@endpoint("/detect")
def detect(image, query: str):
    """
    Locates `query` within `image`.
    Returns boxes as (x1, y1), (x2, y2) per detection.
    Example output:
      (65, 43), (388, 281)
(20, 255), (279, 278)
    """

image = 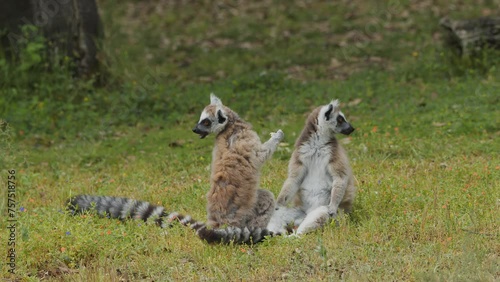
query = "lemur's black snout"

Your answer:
(341, 125), (355, 135)
(193, 125), (209, 139)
